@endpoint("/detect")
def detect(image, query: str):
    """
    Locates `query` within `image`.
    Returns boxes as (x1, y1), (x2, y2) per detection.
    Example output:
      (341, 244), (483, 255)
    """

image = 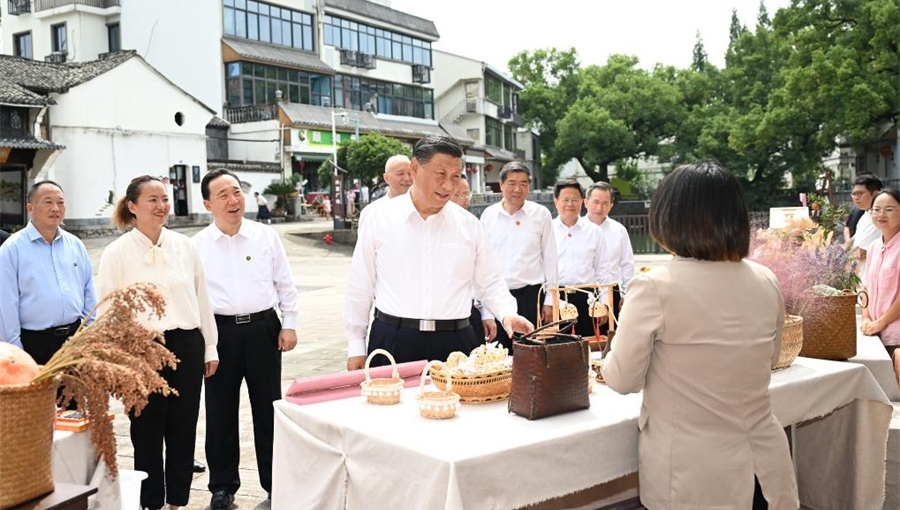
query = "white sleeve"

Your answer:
(472, 223), (517, 323)
(619, 226), (635, 295)
(541, 211), (559, 305)
(343, 222), (377, 358)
